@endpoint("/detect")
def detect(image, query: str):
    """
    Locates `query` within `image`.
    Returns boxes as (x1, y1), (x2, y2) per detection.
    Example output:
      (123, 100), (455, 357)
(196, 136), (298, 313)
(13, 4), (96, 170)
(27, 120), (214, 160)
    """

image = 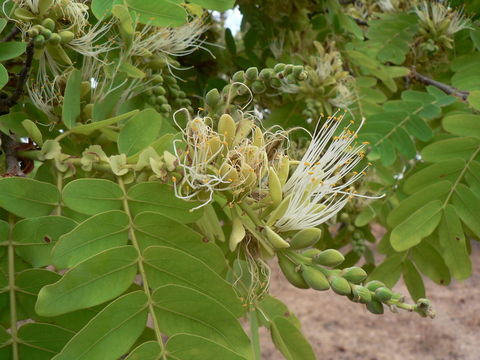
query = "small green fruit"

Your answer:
(41, 28), (52, 40)
(152, 74), (164, 84)
(259, 68), (274, 80)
